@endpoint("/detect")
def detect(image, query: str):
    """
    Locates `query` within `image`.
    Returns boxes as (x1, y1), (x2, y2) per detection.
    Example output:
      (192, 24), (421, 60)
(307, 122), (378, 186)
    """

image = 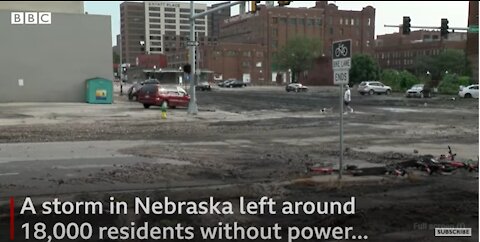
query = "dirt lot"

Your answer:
(0, 86), (478, 241)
